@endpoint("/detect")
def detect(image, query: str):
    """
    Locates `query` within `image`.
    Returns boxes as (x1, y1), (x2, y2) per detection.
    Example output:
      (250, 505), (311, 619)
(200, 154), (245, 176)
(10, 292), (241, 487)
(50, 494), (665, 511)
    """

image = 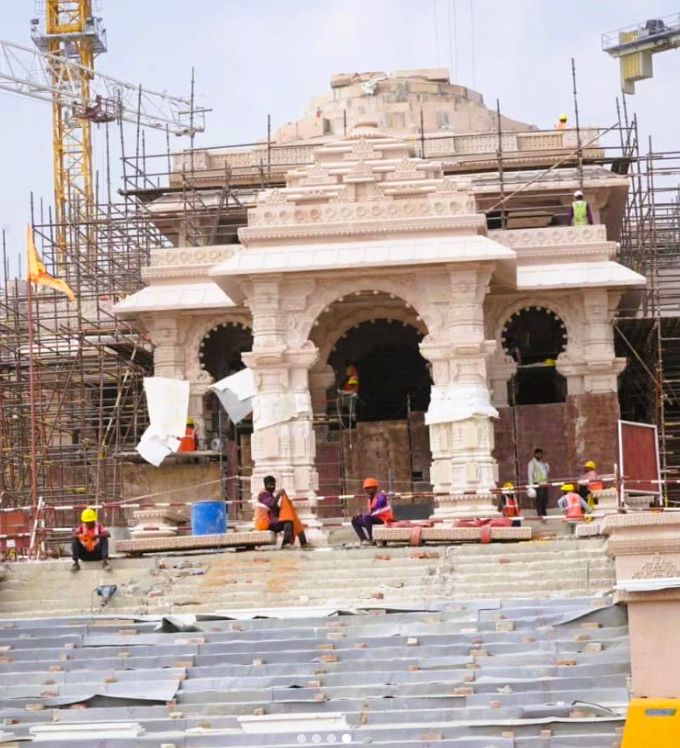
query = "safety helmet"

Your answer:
(584, 460), (596, 470)
(186, 417), (195, 426)
(363, 477), (379, 489)
(559, 114), (568, 122)
(561, 483), (575, 492)
(526, 487), (537, 500)
(543, 358), (556, 366)
(502, 481), (515, 491)
(574, 190), (584, 199)
(81, 507), (97, 523)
